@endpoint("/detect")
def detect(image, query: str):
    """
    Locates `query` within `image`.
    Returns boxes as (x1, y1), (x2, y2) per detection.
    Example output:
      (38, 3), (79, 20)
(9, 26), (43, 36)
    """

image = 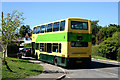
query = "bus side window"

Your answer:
(53, 22), (59, 31)
(40, 43), (44, 52)
(59, 43), (61, 53)
(36, 26), (40, 34)
(41, 25), (45, 33)
(45, 25), (47, 32)
(36, 43), (39, 50)
(44, 43), (46, 52)
(33, 27), (37, 34)
(47, 24), (53, 32)
(47, 43), (52, 53)
(60, 21), (65, 31)
(53, 43), (58, 52)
